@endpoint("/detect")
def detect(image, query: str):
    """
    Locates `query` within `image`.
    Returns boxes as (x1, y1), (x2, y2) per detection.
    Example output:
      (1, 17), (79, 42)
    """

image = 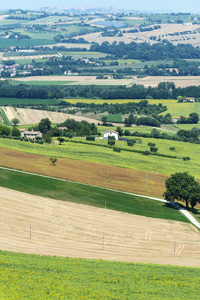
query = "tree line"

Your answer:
(1, 81), (200, 100)
(90, 41), (200, 61)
